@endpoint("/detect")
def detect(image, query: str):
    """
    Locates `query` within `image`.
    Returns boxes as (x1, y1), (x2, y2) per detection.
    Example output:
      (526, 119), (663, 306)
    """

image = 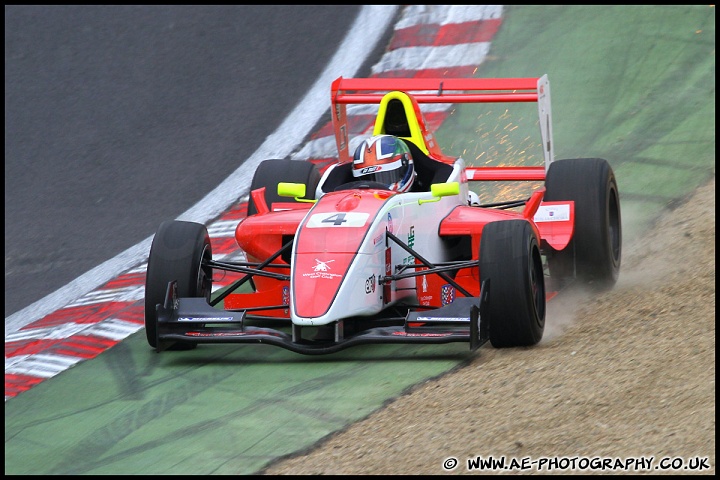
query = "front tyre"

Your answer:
(481, 220), (545, 348)
(544, 158), (622, 290)
(144, 220), (212, 349)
